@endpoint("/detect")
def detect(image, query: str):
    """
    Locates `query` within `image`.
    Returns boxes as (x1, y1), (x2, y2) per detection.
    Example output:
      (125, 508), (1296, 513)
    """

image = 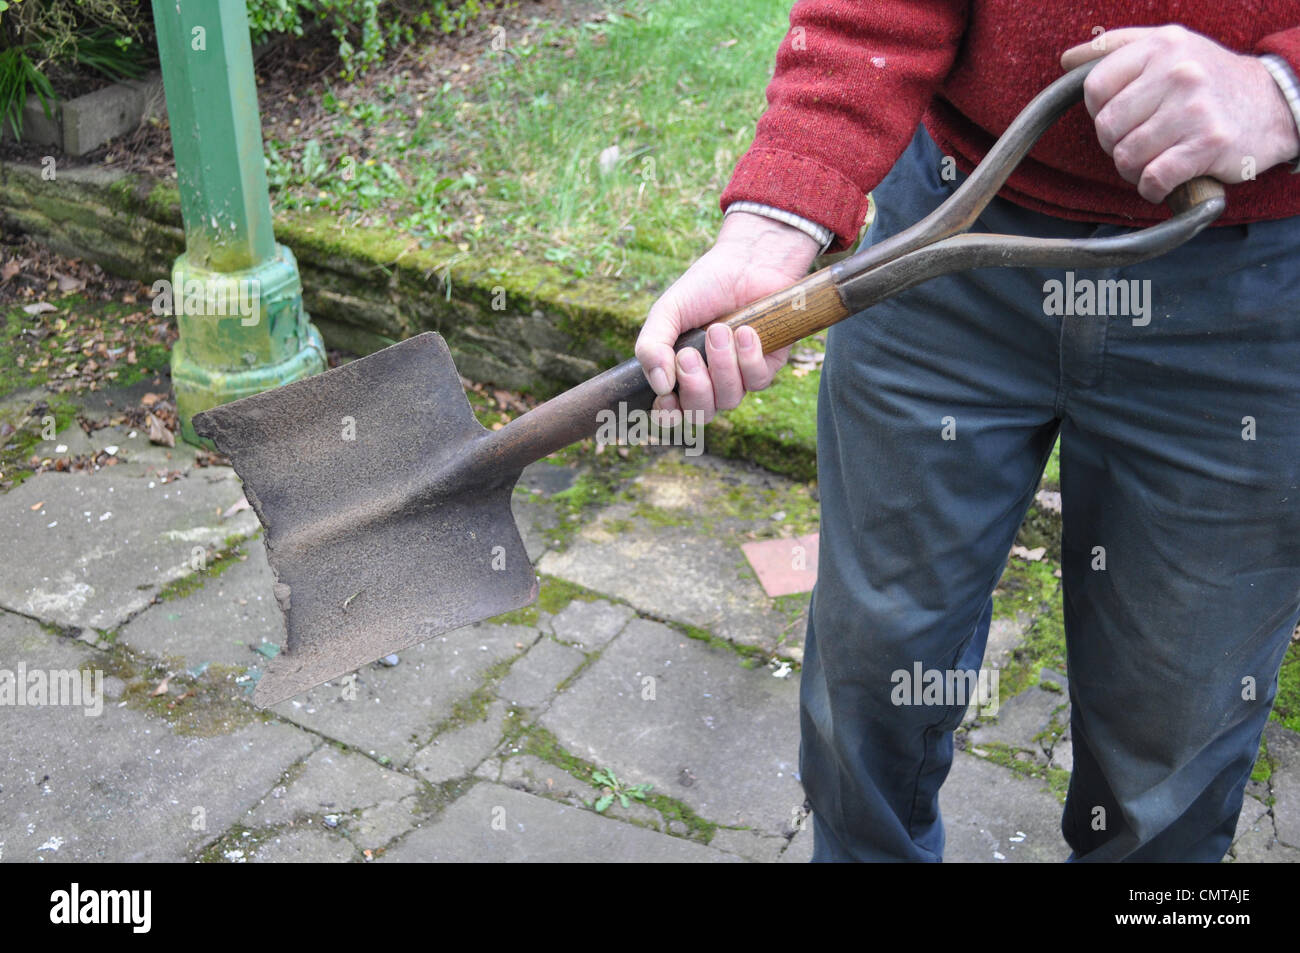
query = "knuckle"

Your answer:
(1169, 59), (1208, 89)
(1156, 24), (1189, 46)
(1094, 115), (1119, 151)
(1201, 123), (1232, 151)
